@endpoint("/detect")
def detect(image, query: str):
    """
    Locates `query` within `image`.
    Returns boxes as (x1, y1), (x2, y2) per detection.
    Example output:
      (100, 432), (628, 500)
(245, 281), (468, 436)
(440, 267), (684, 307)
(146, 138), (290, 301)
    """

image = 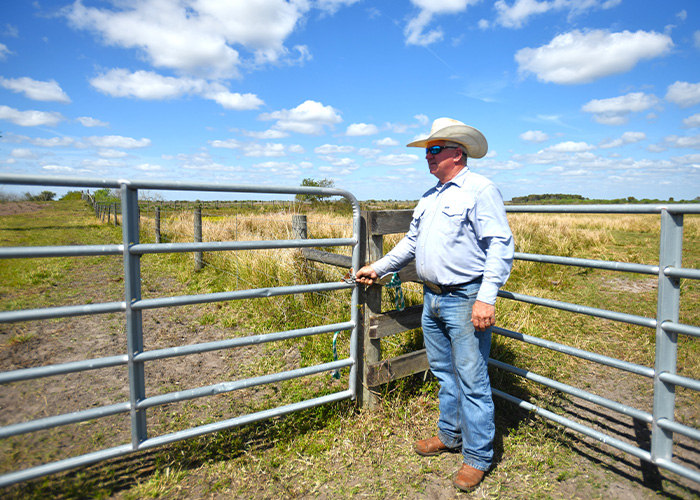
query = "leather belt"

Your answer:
(424, 276), (482, 295)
